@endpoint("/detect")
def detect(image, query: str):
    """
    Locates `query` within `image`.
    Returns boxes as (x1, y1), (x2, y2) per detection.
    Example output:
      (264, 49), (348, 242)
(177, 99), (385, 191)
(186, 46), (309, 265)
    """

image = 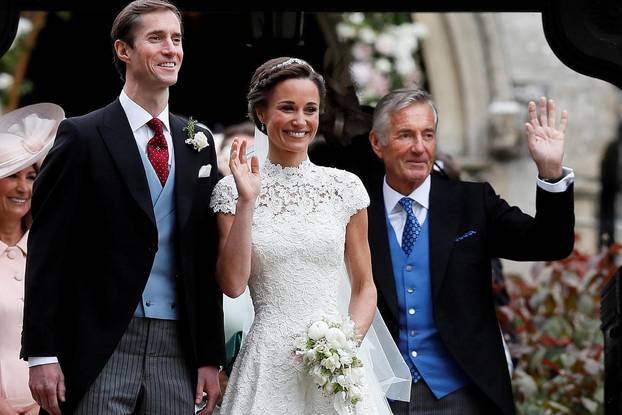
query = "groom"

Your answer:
(21, 1), (225, 414)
